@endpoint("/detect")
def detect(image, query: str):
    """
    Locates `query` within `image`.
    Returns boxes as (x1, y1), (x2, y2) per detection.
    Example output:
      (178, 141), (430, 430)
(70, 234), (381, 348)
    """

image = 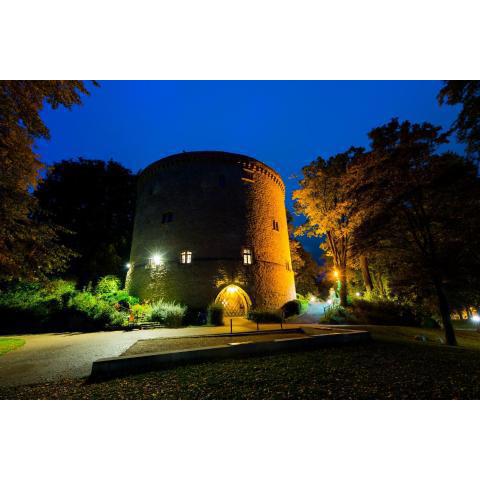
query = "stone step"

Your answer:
(137, 322), (164, 329)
